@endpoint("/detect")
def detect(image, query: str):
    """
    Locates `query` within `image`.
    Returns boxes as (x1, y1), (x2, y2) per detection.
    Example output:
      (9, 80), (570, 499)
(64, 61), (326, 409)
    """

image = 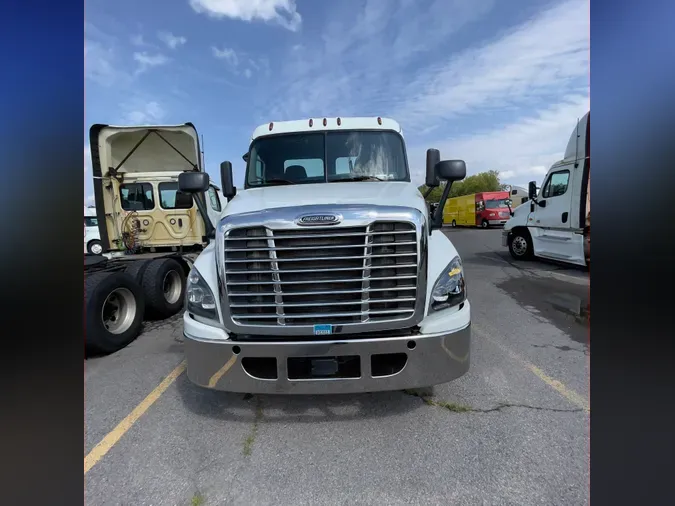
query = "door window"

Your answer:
(542, 170), (570, 198)
(207, 185), (221, 212)
(120, 183), (154, 211)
